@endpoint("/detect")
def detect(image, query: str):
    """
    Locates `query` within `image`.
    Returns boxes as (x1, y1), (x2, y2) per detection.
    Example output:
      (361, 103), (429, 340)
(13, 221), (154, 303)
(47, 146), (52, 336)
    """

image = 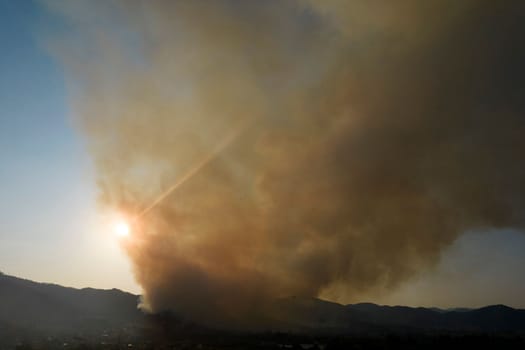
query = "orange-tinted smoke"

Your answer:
(47, 0), (525, 328)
